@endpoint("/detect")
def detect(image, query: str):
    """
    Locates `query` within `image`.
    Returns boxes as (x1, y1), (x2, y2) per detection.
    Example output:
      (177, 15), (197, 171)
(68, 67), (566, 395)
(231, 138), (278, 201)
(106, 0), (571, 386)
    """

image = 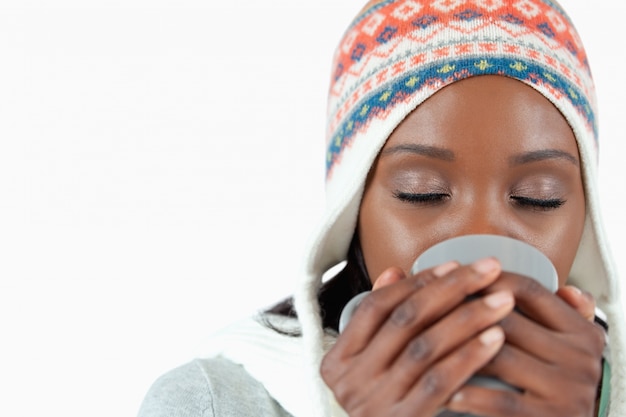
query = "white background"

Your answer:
(0, 1), (624, 416)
